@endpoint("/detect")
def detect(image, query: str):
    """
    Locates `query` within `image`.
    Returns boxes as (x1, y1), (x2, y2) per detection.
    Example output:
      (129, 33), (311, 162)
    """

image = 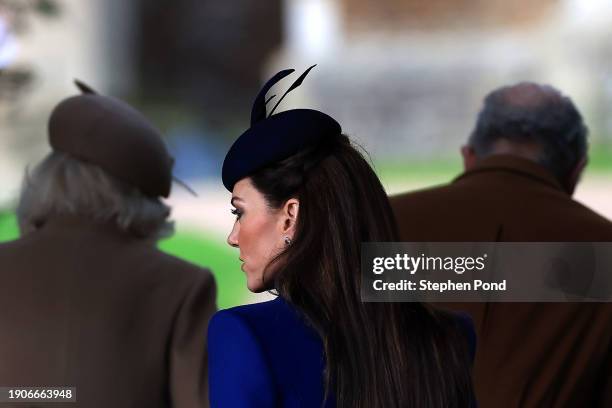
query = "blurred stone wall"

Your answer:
(342, 0), (558, 31)
(271, 0), (612, 160)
